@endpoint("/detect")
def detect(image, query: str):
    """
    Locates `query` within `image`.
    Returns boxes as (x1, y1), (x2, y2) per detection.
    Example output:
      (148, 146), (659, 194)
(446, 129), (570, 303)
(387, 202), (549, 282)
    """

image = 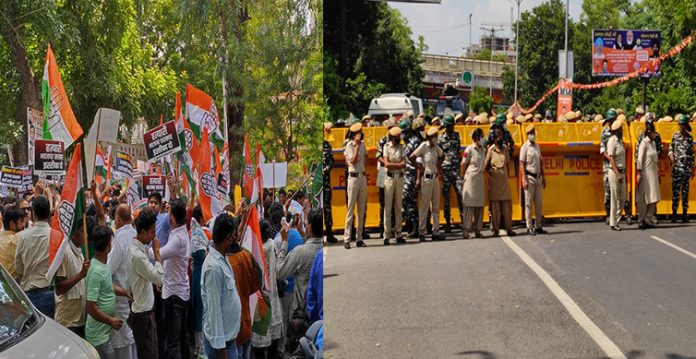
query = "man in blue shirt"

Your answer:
(202, 212), (242, 359)
(306, 250), (323, 324)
